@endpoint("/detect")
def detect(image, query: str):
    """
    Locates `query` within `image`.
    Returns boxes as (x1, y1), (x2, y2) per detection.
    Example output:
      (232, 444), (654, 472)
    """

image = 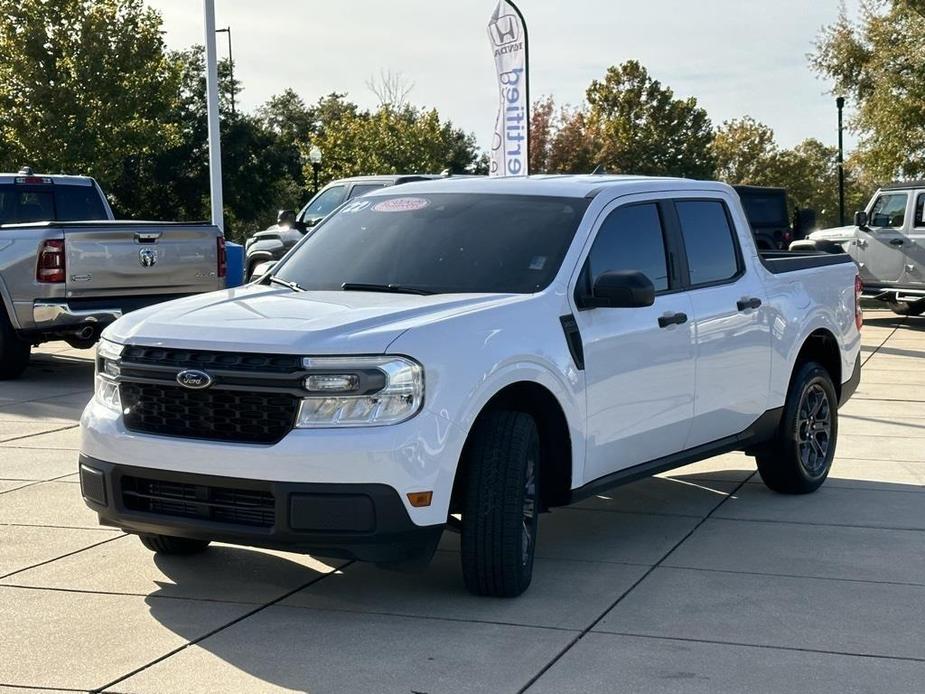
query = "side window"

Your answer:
(302, 185), (347, 218)
(676, 200), (740, 286)
(587, 203), (669, 292)
(869, 193), (908, 228)
(914, 193), (925, 228)
(348, 184), (385, 199)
